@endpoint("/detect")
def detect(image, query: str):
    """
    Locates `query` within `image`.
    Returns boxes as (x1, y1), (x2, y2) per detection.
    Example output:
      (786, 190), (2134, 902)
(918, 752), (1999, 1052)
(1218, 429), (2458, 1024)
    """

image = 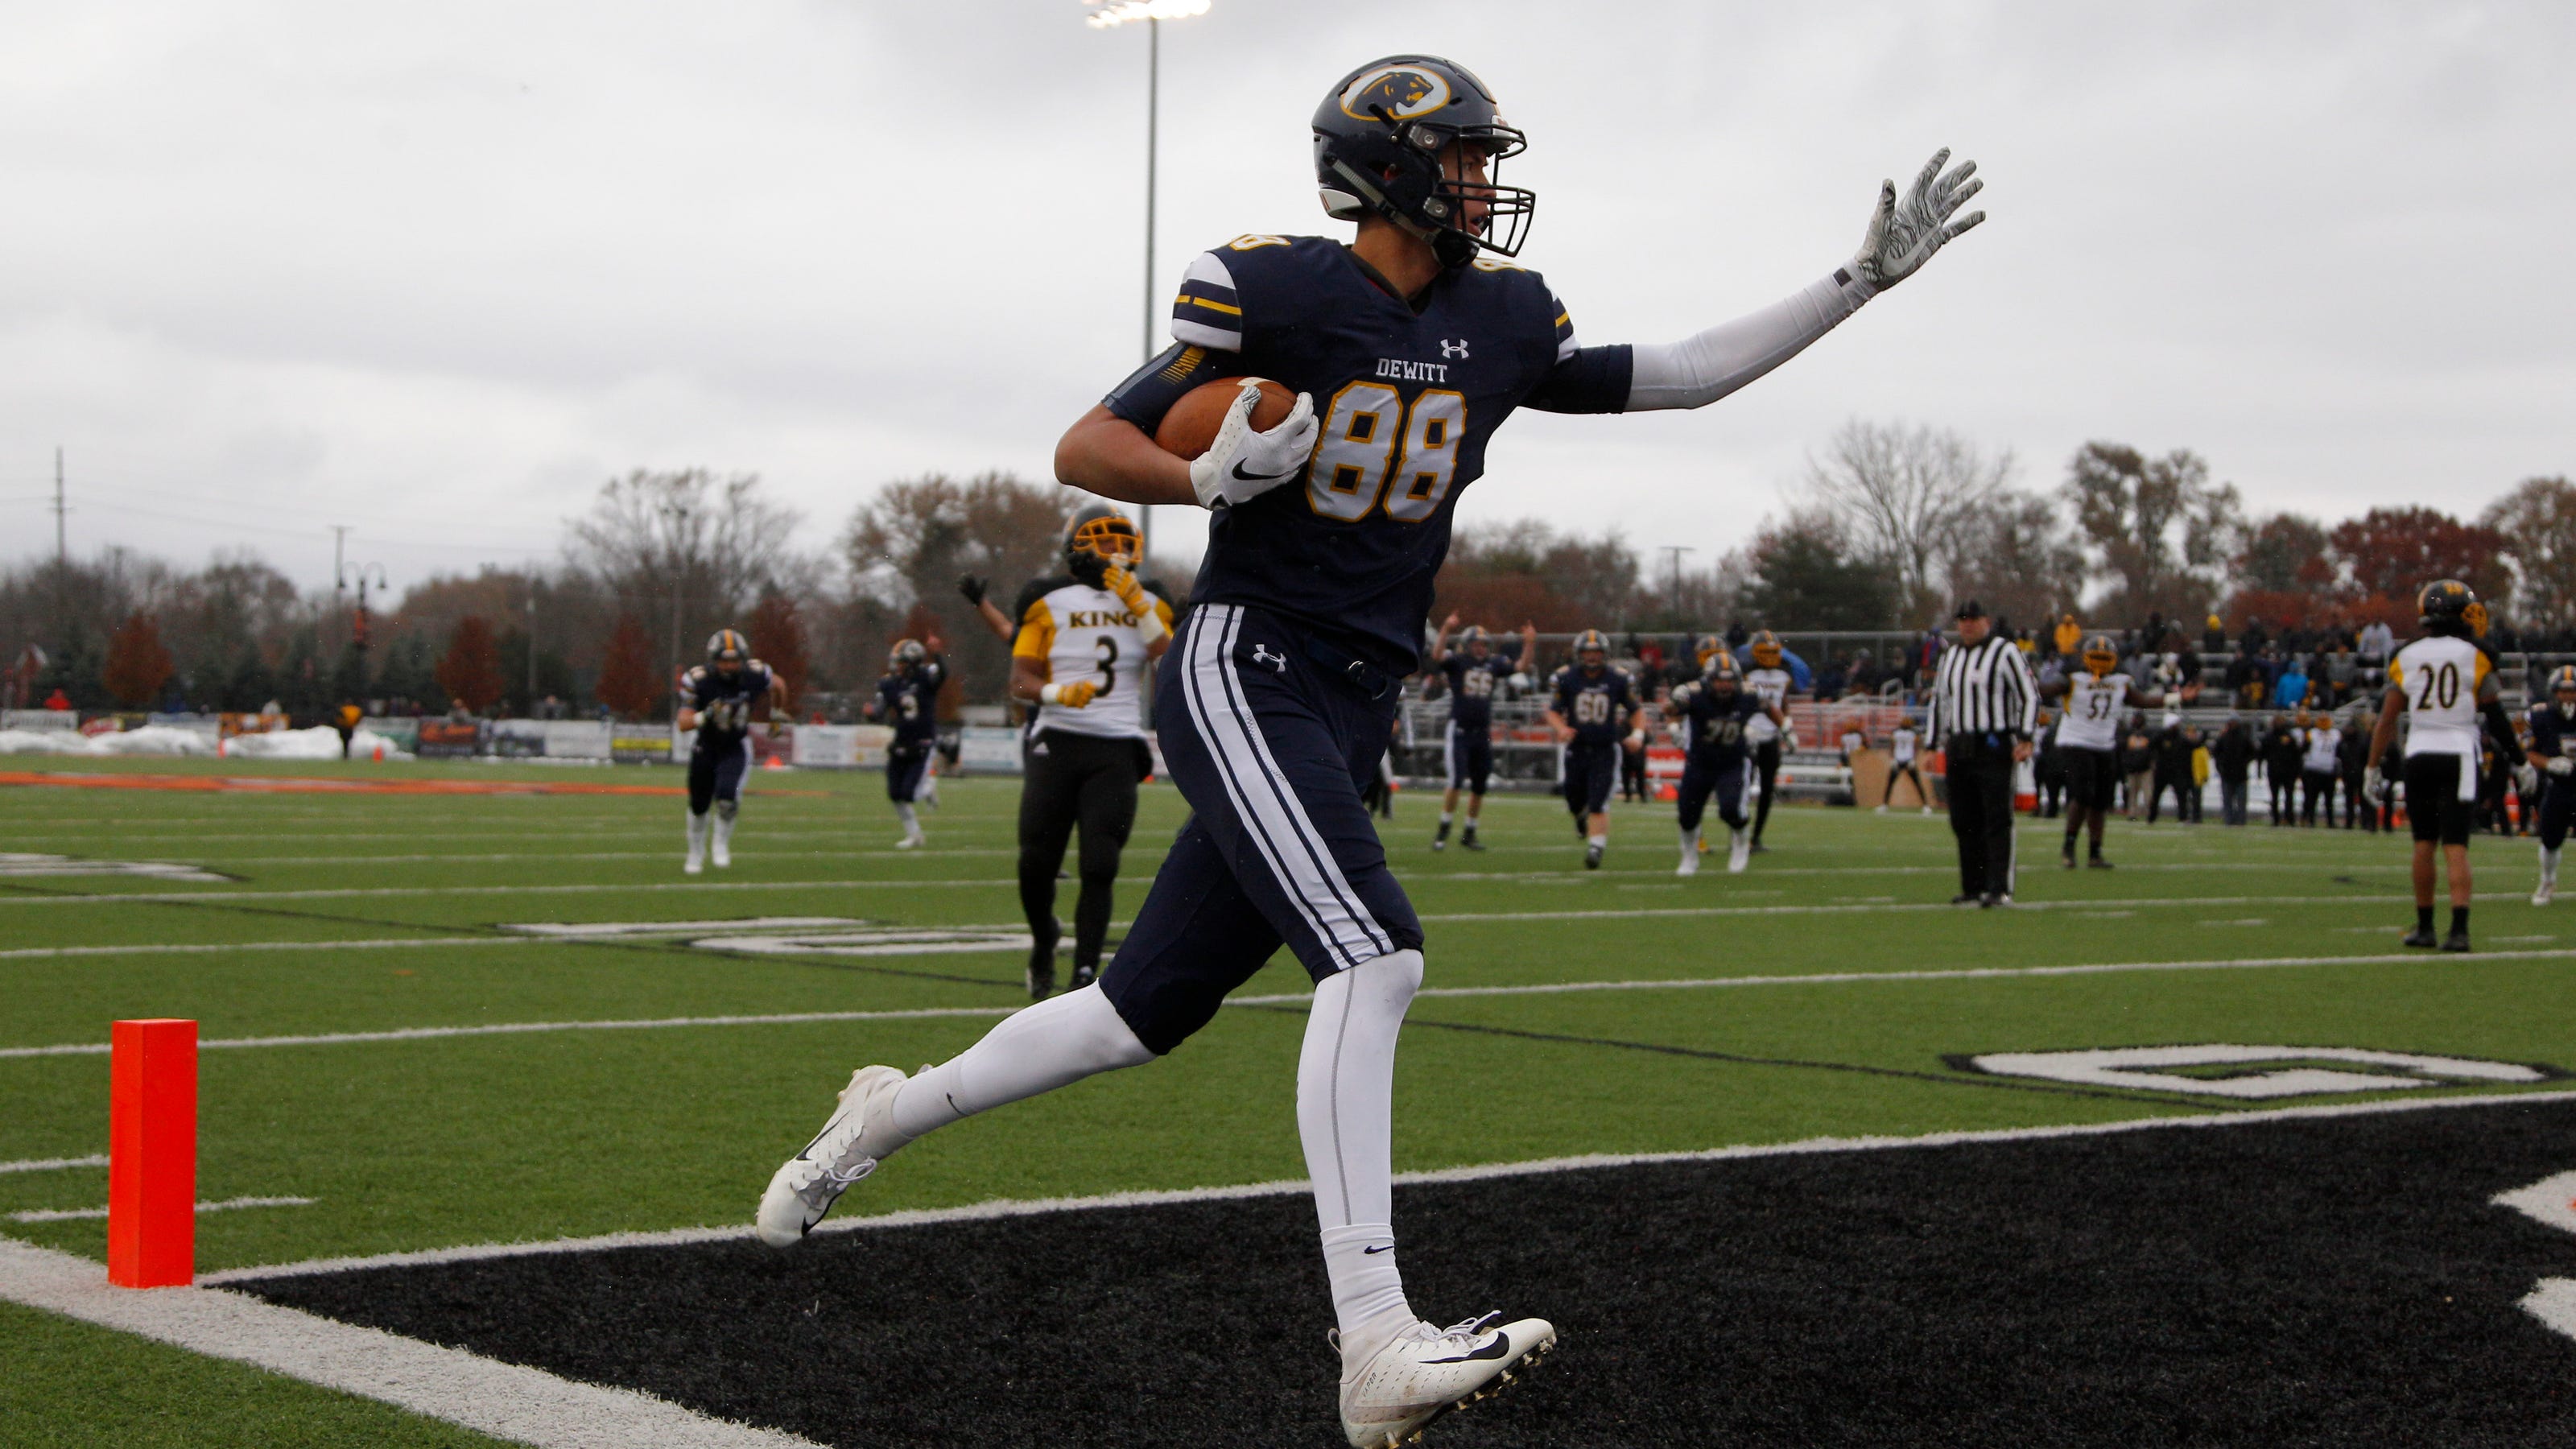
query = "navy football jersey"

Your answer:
(1551, 665), (1633, 746)
(2529, 704), (2576, 782)
(683, 662), (774, 748)
(874, 659), (946, 746)
(1676, 683), (1764, 764)
(1104, 236), (1631, 673)
(1438, 654), (1513, 732)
